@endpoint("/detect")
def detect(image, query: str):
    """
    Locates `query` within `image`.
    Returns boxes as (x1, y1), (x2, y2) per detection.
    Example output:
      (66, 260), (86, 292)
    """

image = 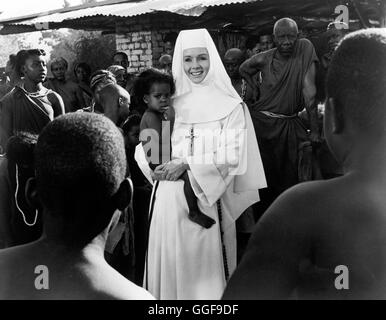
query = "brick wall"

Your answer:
(116, 30), (153, 74)
(115, 15), (182, 74)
